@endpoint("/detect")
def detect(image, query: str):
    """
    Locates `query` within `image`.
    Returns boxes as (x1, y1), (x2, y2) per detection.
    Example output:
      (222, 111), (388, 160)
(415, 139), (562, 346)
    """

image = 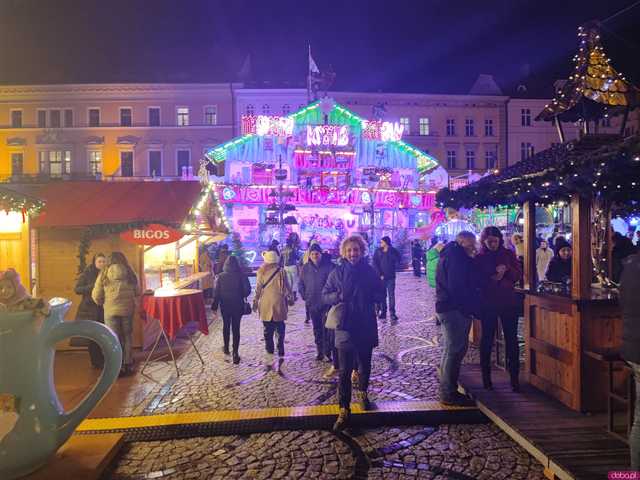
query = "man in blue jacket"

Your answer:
(620, 251), (640, 469)
(435, 231), (480, 406)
